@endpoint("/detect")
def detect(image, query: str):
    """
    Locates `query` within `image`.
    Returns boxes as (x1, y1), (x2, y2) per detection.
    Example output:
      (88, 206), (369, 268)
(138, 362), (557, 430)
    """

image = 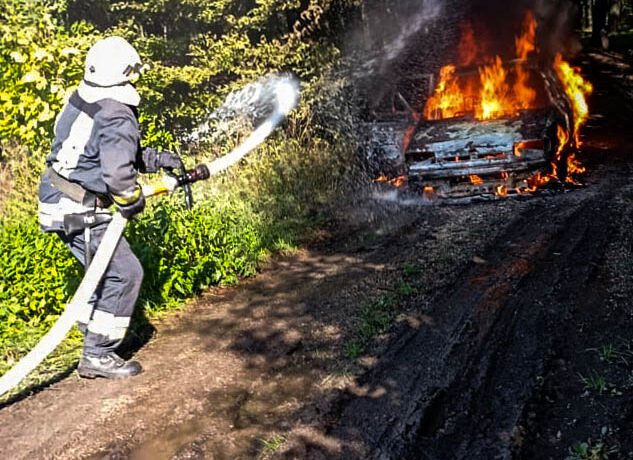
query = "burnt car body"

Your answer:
(362, 61), (575, 200)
